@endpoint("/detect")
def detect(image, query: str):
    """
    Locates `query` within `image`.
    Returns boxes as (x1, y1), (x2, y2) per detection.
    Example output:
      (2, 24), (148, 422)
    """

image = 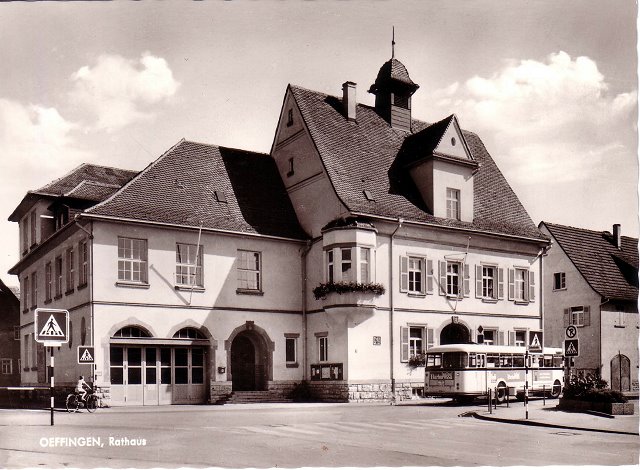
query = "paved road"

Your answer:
(0, 401), (637, 467)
